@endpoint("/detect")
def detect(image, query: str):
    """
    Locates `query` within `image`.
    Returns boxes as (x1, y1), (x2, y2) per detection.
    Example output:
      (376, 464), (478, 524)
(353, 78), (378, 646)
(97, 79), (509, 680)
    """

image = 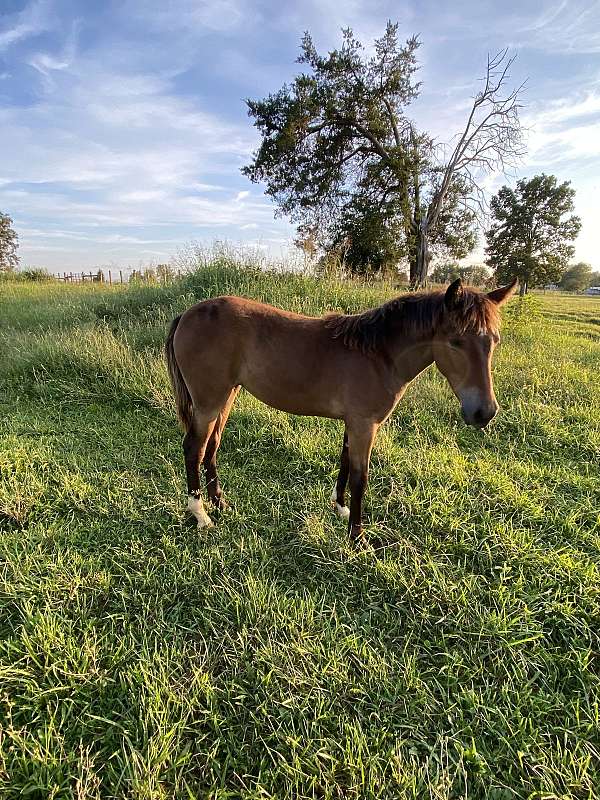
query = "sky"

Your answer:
(1, 0), (599, 273)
